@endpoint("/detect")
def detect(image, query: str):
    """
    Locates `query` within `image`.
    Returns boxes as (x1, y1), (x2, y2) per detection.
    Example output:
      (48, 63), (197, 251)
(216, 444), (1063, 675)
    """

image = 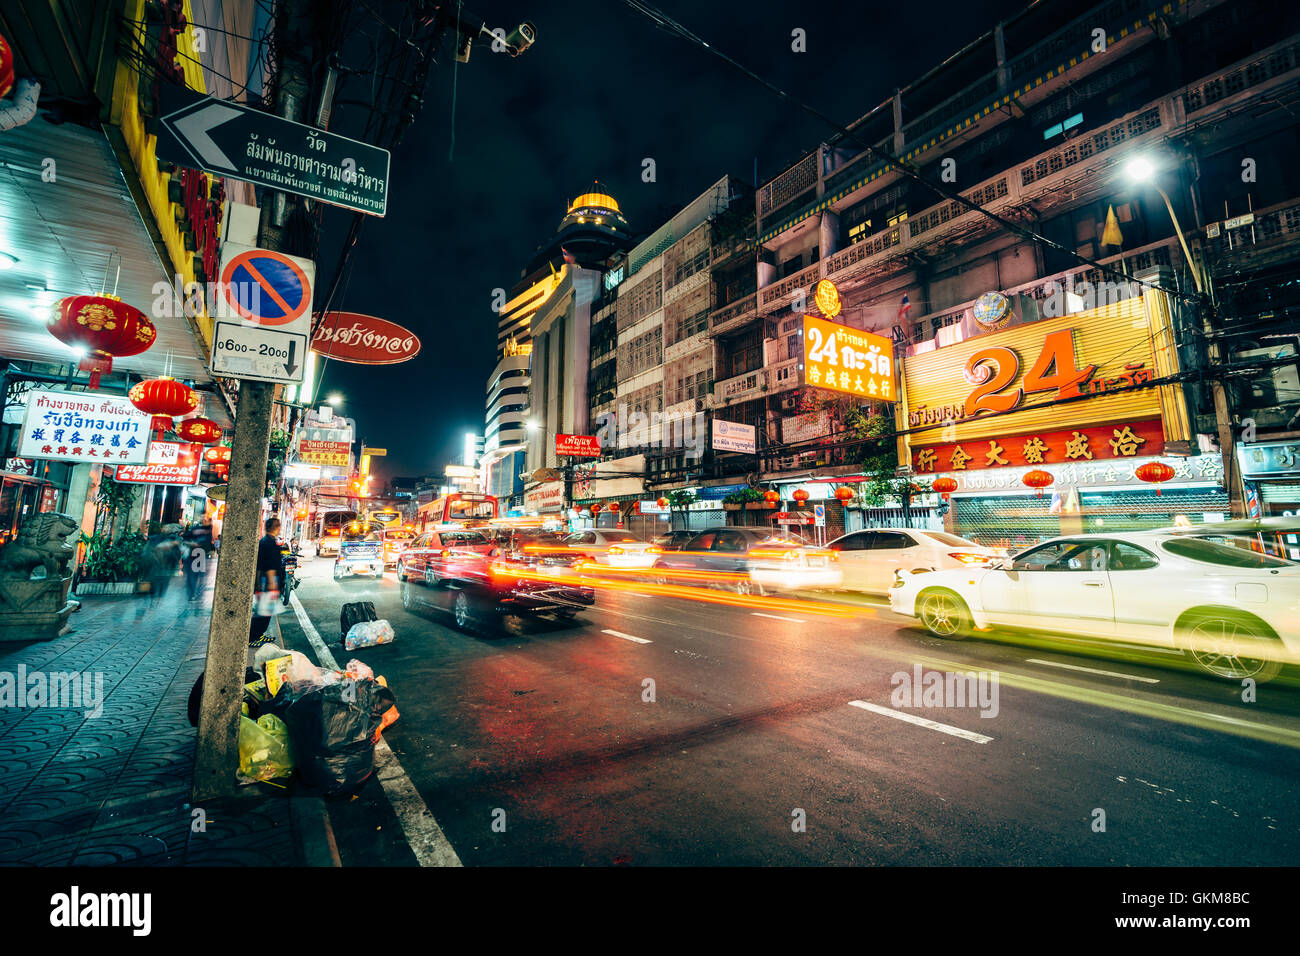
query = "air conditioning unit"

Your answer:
(1235, 346), (1299, 405)
(778, 455), (798, 470)
(780, 396), (798, 412)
